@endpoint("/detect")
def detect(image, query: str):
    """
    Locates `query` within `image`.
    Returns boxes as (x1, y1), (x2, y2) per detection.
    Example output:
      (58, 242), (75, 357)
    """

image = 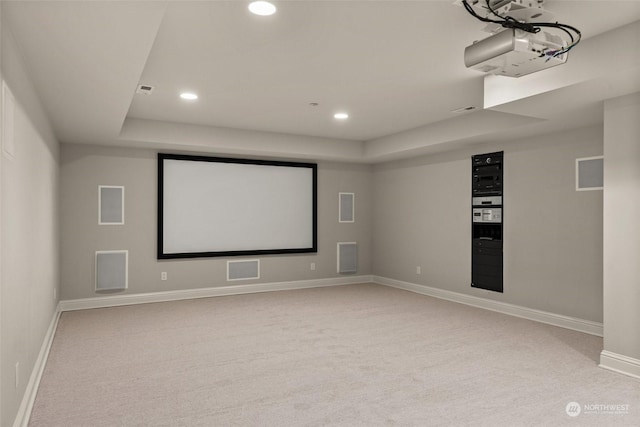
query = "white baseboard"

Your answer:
(13, 304), (62, 427)
(599, 350), (640, 380)
(373, 276), (604, 337)
(59, 275), (373, 312)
